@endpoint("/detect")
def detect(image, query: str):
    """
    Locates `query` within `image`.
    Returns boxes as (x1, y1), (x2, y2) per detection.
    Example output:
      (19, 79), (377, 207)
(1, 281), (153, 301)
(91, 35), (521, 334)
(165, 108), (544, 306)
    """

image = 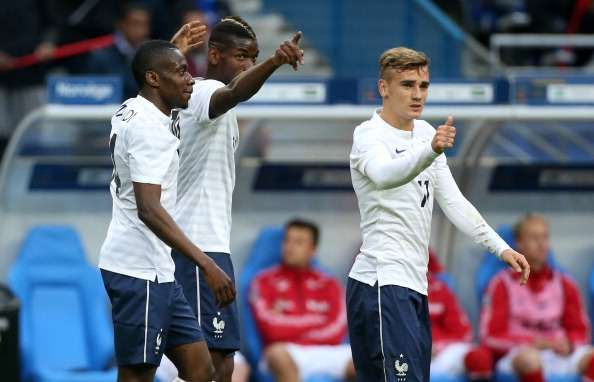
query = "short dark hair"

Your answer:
(131, 40), (178, 88)
(285, 218), (320, 247)
(208, 16), (256, 51)
(118, 1), (151, 21)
